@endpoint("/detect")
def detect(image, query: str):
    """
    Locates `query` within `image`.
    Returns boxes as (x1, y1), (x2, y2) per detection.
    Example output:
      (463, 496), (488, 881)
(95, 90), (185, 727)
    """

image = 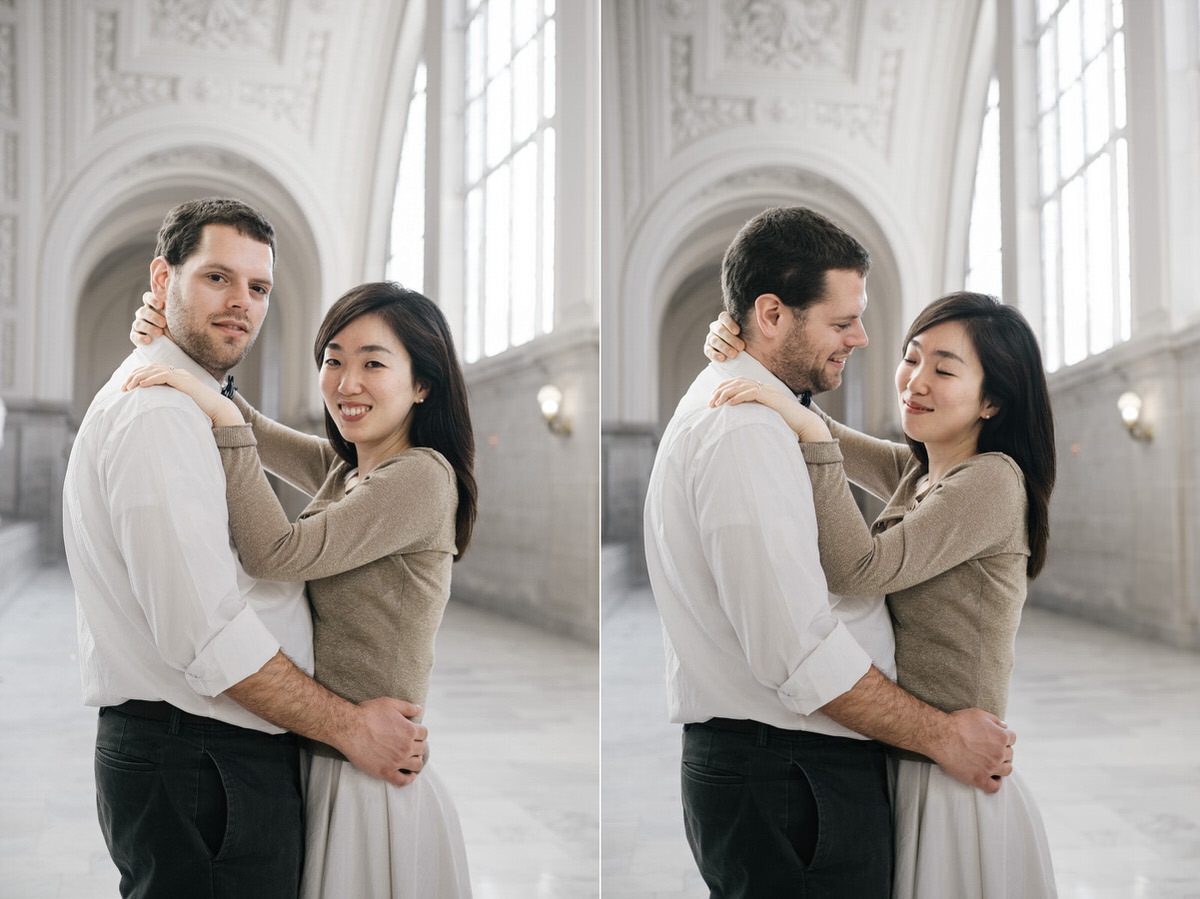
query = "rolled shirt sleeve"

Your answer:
(694, 413), (873, 715)
(106, 401), (280, 697)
